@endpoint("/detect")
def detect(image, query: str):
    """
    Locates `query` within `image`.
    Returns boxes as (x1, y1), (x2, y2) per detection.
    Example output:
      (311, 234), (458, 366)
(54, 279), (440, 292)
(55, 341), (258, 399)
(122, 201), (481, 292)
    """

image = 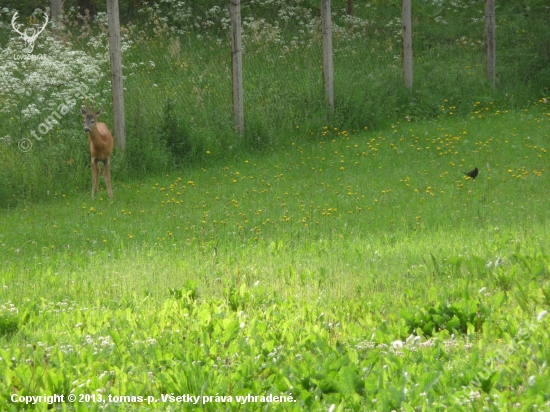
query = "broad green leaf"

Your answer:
(446, 315), (461, 331)
(480, 371), (499, 394)
(420, 371), (442, 392)
(401, 401), (415, 412)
